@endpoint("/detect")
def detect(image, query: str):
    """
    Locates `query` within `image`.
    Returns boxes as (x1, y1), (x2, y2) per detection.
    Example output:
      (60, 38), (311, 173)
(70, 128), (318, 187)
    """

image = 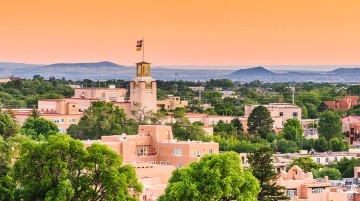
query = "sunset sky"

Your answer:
(0, 0), (359, 67)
